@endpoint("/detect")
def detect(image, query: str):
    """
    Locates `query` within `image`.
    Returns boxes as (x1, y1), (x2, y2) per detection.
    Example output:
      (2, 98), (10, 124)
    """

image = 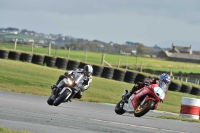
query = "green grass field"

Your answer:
(1, 42), (200, 74)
